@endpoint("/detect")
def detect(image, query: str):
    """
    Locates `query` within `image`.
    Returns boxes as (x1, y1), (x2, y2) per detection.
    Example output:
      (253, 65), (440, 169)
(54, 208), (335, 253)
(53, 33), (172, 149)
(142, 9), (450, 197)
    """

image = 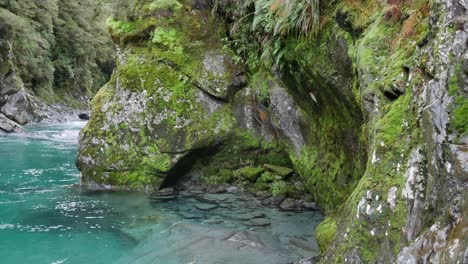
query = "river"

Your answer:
(0, 122), (322, 264)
